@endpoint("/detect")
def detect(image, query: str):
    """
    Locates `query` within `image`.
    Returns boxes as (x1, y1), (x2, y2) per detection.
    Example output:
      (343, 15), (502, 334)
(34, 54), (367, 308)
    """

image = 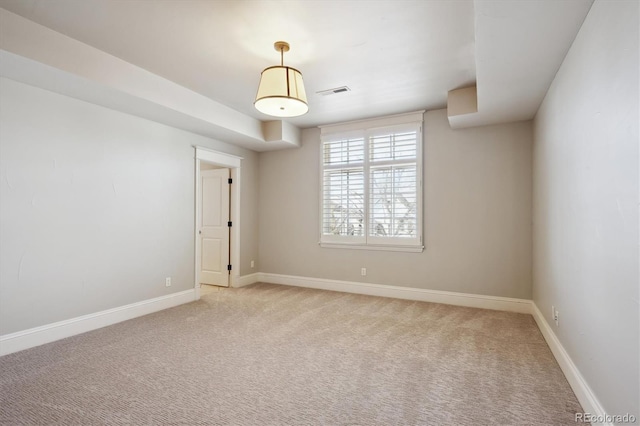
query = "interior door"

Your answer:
(200, 168), (230, 287)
